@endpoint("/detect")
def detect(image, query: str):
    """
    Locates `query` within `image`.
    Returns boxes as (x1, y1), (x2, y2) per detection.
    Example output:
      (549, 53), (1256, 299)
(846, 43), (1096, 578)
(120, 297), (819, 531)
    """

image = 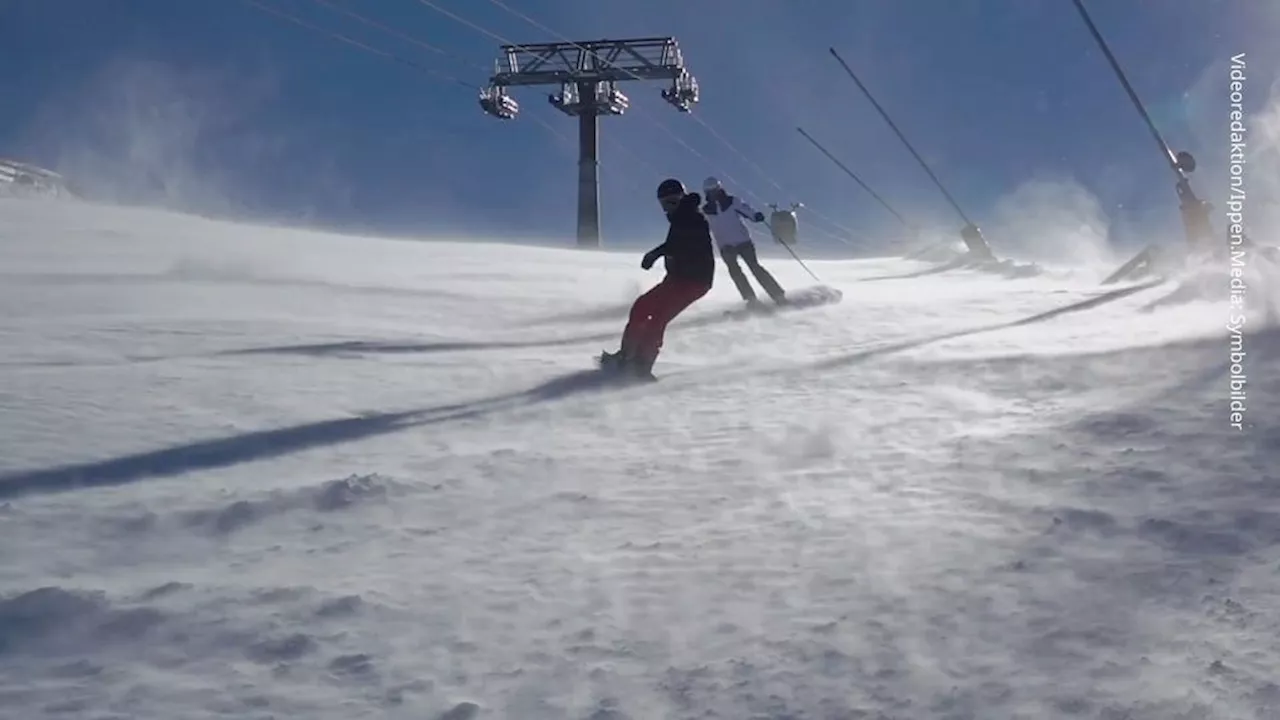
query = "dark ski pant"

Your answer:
(621, 276), (712, 365)
(721, 241), (785, 302)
